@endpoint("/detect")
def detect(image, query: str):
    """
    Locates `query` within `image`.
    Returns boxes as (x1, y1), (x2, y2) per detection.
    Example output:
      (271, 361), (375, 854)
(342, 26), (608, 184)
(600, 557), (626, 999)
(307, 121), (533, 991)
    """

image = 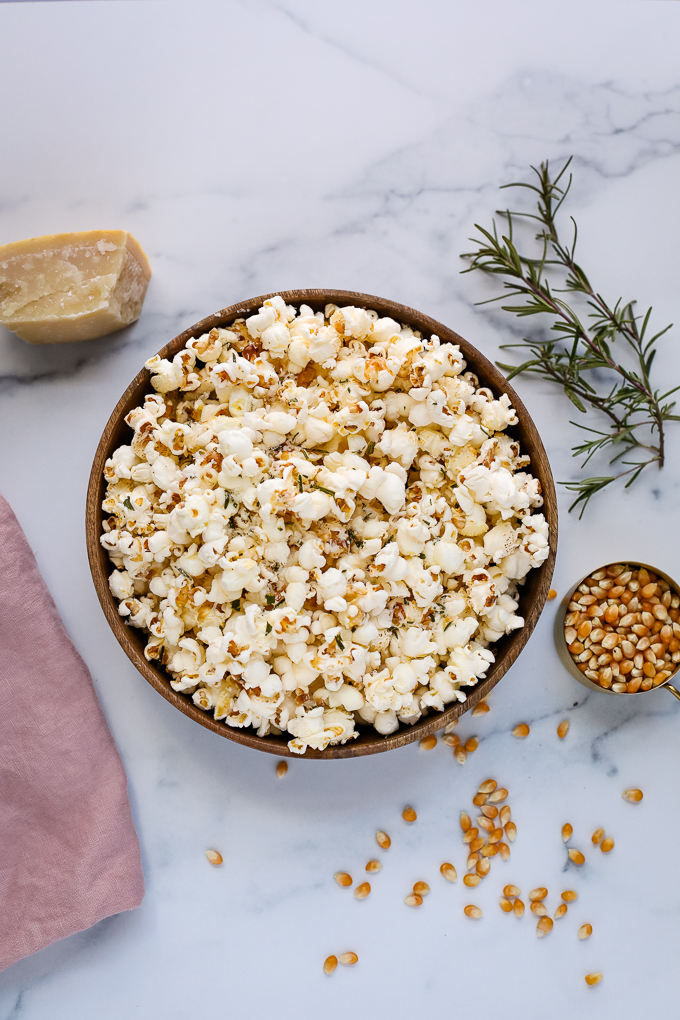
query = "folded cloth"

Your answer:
(0, 494), (143, 972)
